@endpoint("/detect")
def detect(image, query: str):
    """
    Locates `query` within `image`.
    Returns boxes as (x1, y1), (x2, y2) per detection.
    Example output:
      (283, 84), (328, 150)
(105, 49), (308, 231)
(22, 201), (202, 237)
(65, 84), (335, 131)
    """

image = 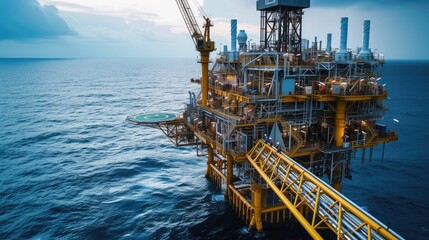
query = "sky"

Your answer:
(0, 0), (428, 60)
